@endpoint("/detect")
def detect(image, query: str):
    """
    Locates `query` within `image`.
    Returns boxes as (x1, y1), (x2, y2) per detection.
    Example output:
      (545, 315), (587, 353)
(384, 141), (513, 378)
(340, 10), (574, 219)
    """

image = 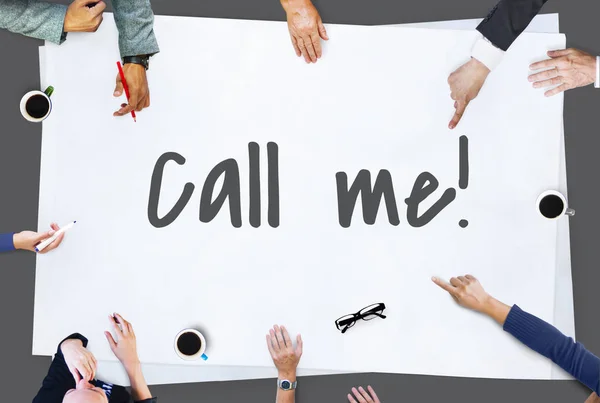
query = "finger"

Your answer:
(295, 334), (303, 357)
(352, 387), (368, 403)
(449, 101), (467, 129)
(528, 68), (558, 83)
(114, 313), (130, 336)
(530, 58), (560, 71)
(303, 35), (318, 63)
(266, 334), (277, 356)
(87, 354), (97, 379)
(281, 326), (293, 348)
(114, 74), (124, 97)
(367, 386), (380, 403)
(274, 325), (285, 348)
(457, 276), (469, 284)
(310, 32), (323, 59)
(348, 394), (358, 403)
(545, 83), (570, 97)
(318, 19), (329, 40)
(533, 76), (563, 89)
(269, 329), (280, 351)
(114, 102), (135, 117)
(431, 276), (457, 295)
(104, 331), (117, 351)
(450, 277), (462, 287)
(290, 35), (302, 57)
(358, 386), (374, 402)
(79, 362), (92, 381)
(40, 233), (65, 254)
(109, 315), (123, 337)
(144, 92), (150, 109)
(70, 367), (82, 383)
(90, 1), (106, 16)
(50, 222), (60, 231)
(465, 274), (477, 281)
(297, 38), (311, 64)
(547, 49), (573, 58)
